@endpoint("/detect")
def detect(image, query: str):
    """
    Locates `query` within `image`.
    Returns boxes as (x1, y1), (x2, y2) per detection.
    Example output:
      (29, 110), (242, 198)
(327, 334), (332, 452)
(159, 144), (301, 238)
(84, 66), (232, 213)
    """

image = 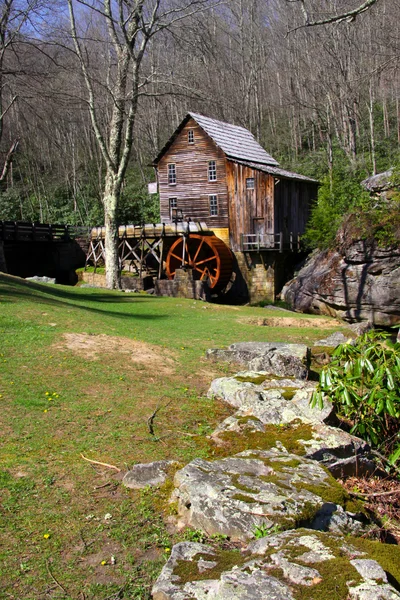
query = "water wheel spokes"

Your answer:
(165, 234), (233, 290)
